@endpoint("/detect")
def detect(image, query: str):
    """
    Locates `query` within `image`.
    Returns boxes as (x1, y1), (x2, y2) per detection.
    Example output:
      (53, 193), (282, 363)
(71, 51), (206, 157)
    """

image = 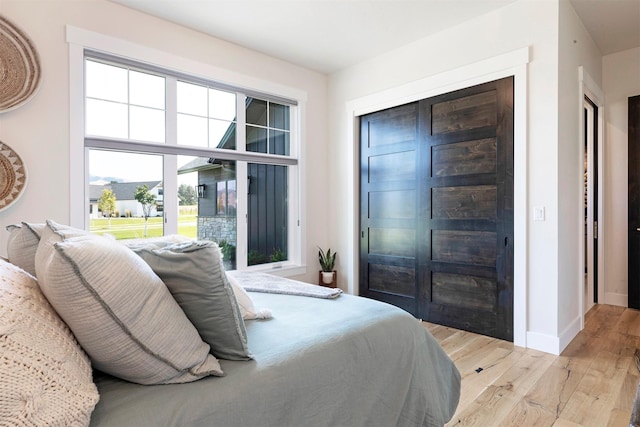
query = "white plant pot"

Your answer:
(321, 271), (334, 285)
